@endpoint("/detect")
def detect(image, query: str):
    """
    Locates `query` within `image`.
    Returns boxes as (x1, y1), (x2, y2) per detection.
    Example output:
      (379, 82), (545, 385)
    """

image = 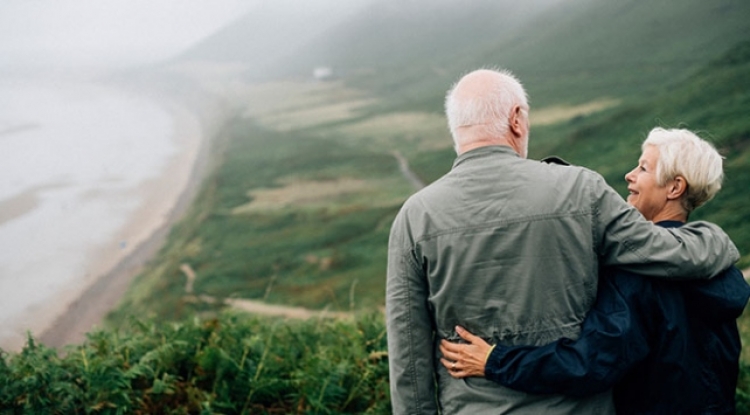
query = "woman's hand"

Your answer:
(439, 325), (493, 378)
